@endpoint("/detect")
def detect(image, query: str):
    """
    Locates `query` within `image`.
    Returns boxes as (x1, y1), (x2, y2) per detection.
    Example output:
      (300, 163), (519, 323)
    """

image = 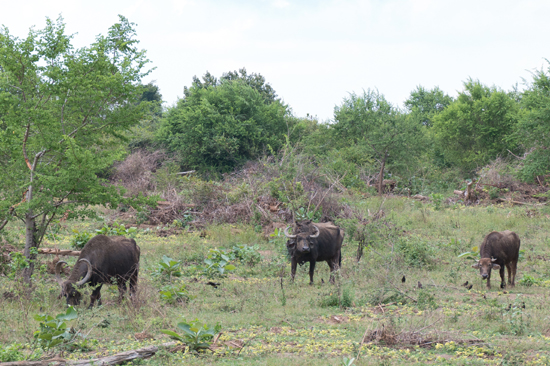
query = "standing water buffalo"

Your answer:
(284, 221), (344, 284)
(56, 235), (140, 307)
(472, 230), (520, 289)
